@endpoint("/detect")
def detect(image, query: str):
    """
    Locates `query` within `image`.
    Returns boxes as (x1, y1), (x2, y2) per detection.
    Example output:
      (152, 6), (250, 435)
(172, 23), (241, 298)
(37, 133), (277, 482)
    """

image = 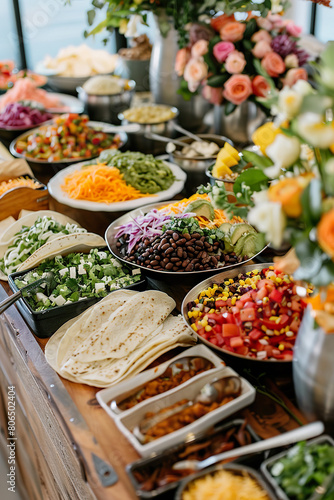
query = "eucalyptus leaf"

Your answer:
(87, 9), (96, 26)
(225, 102), (237, 116)
(241, 150), (274, 168)
(294, 239), (323, 281)
(207, 74), (228, 88)
(301, 179), (322, 227)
